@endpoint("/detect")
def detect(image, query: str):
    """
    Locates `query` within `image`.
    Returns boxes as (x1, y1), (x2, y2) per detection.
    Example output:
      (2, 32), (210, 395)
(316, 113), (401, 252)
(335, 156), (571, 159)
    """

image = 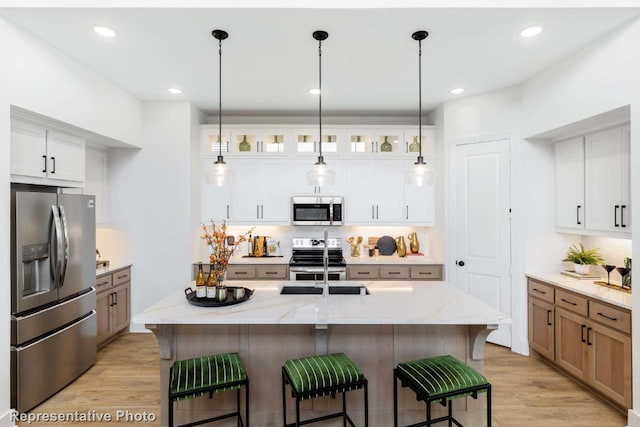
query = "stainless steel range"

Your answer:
(289, 238), (347, 281)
